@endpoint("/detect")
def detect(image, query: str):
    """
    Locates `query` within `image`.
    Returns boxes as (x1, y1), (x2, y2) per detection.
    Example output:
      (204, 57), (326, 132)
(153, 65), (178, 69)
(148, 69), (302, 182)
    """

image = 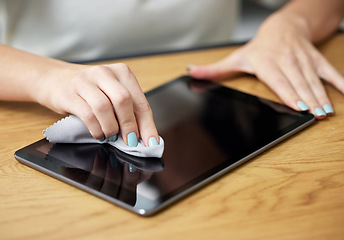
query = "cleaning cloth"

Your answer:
(43, 115), (164, 158)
